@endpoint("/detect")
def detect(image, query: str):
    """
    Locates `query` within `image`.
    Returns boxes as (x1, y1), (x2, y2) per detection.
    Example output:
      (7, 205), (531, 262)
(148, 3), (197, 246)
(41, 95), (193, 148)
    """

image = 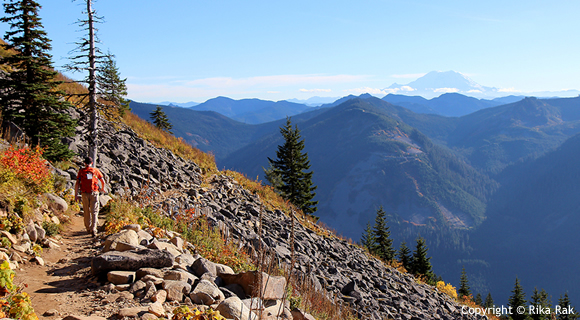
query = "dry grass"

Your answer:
(122, 112), (218, 175)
